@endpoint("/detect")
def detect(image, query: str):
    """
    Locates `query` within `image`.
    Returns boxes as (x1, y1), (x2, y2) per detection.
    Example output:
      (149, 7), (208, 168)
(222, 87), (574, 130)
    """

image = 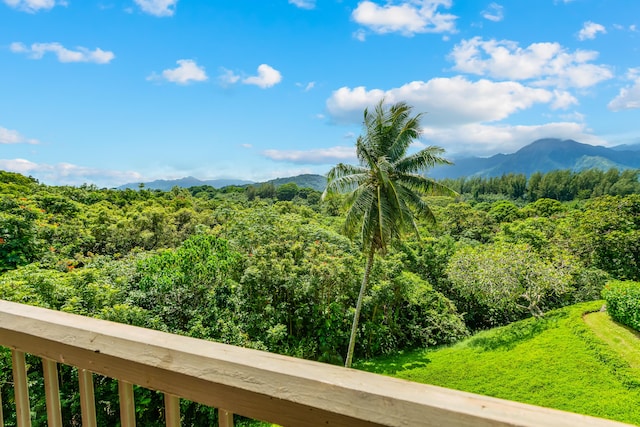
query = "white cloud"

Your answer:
(578, 21), (606, 41)
(0, 126), (40, 144)
(423, 122), (606, 157)
(262, 146), (356, 164)
(551, 90), (578, 110)
(353, 29), (367, 41)
(219, 64), (282, 89)
(134, 0), (177, 17)
(10, 42), (115, 64)
(449, 37), (612, 88)
(149, 59), (208, 85)
(608, 68), (640, 111)
(482, 3), (504, 22)
(243, 64), (282, 88)
(0, 158), (143, 187)
(324, 77), (602, 158)
(2, 0), (66, 13)
(326, 77), (553, 126)
(289, 0), (315, 9)
(296, 81), (316, 91)
(352, 0), (457, 37)
(219, 68), (241, 86)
